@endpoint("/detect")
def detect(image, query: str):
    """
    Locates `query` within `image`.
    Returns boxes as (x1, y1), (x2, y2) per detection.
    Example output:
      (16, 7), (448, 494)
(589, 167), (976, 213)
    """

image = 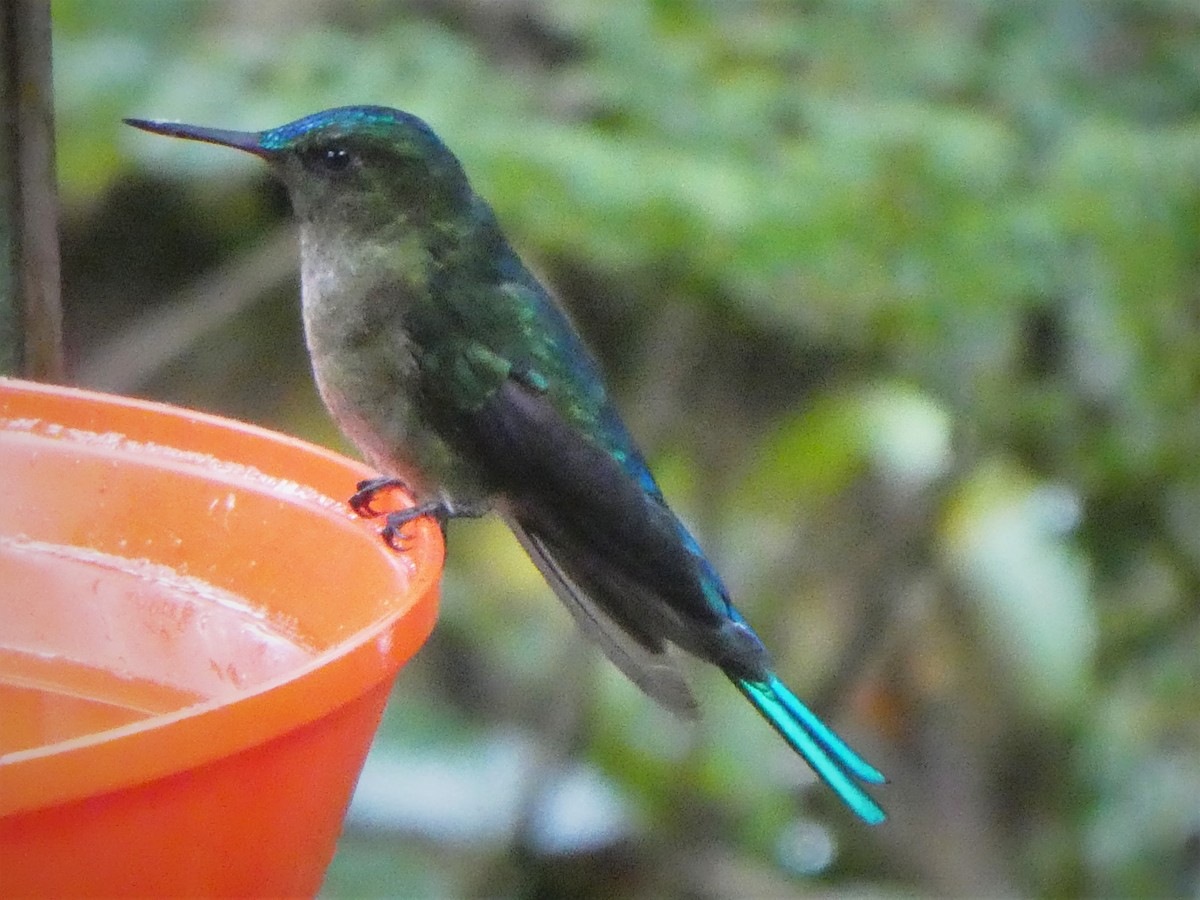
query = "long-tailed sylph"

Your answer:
(126, 106), (887, 823)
